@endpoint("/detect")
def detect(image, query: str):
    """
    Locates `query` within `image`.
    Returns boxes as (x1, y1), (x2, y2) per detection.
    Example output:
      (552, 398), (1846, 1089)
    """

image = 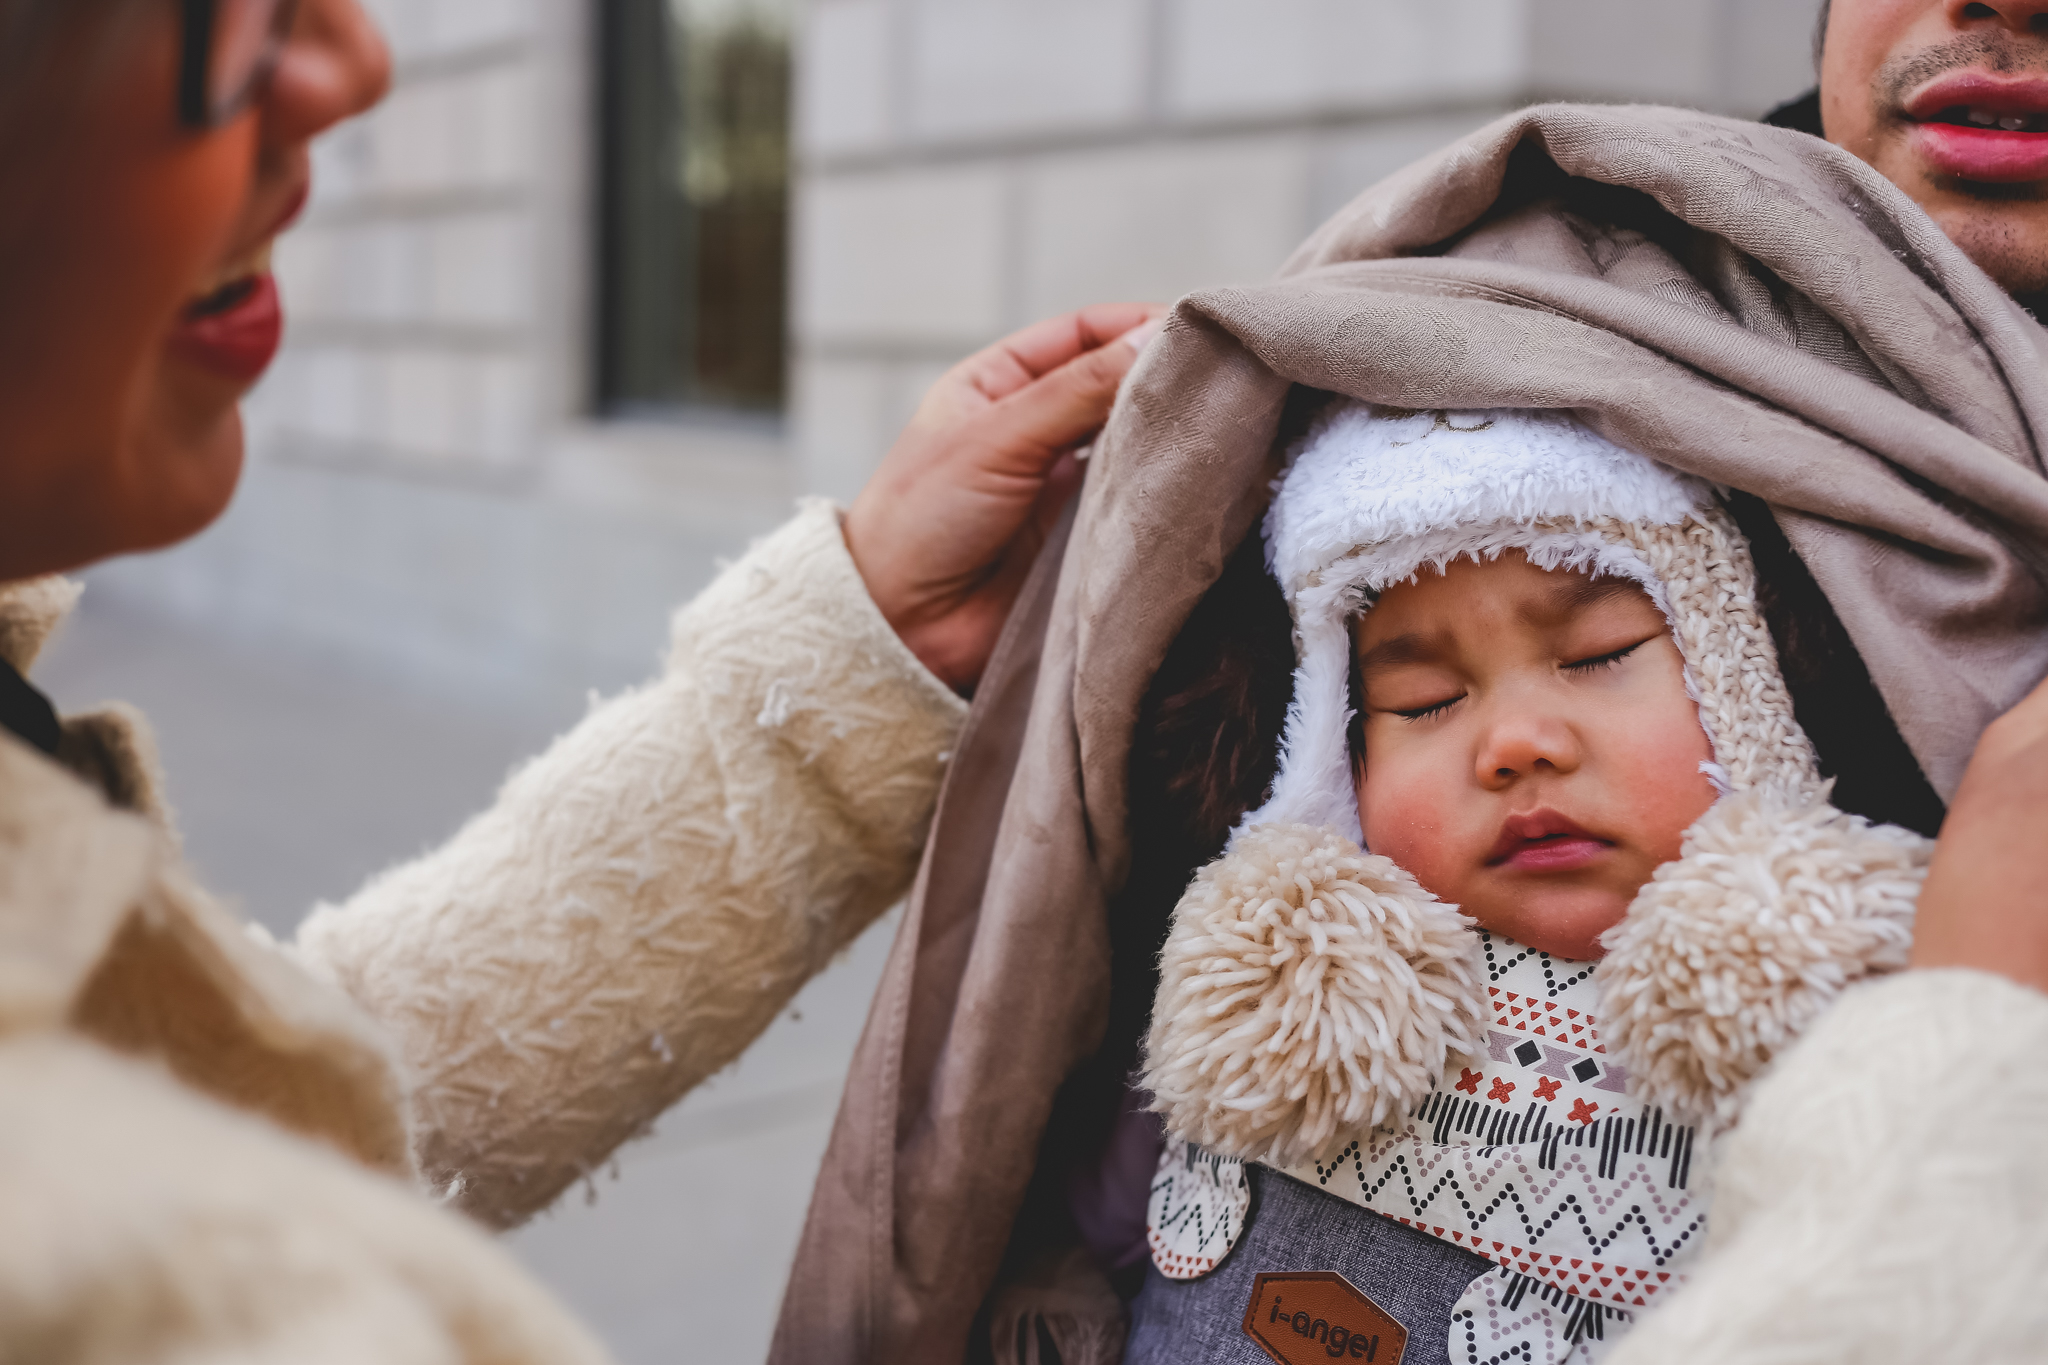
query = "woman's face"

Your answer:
(0, 0), (388, 582)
